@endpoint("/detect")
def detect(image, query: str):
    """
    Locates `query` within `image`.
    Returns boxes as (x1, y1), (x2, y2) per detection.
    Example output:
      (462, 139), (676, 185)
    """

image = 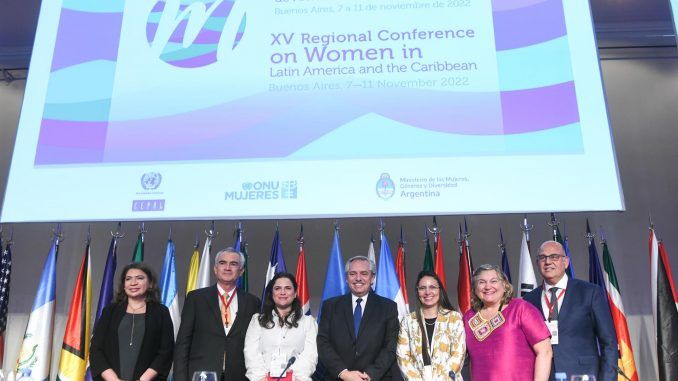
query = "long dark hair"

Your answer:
(414, 271), (456, 363)
(113, 262), (160, 304)
(258, 272), (303, 329)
